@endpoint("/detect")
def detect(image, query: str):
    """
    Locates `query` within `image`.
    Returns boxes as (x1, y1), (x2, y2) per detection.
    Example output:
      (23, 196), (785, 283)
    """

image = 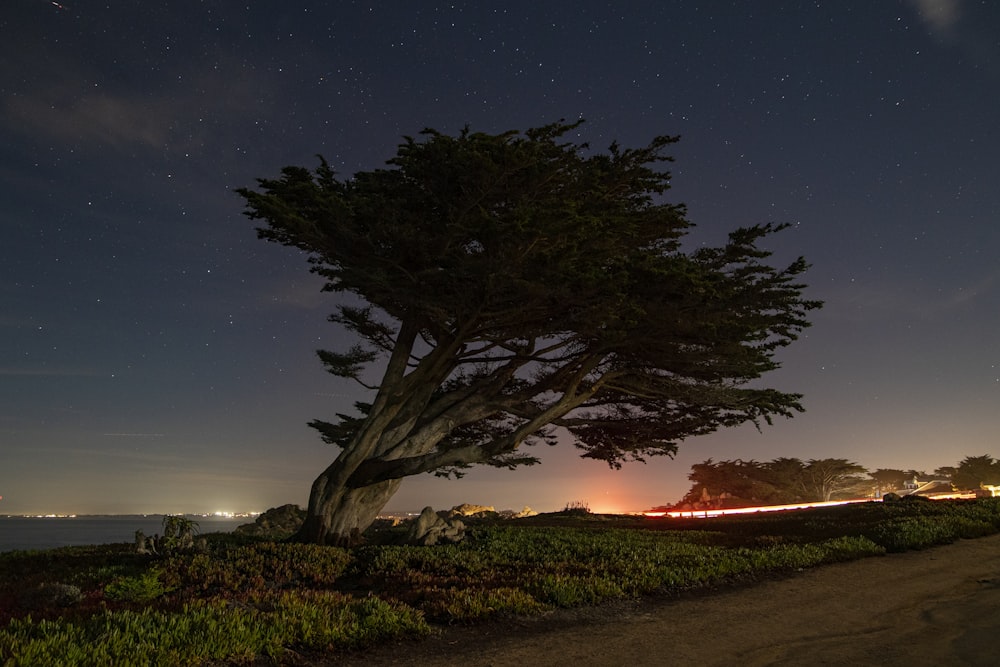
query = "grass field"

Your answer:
(3, 497), (999, 666)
